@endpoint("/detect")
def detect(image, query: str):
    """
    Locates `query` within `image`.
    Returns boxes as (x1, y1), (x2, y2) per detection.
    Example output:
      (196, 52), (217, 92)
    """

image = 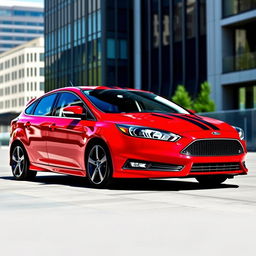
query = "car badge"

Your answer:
(212, 132), (221, 135)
